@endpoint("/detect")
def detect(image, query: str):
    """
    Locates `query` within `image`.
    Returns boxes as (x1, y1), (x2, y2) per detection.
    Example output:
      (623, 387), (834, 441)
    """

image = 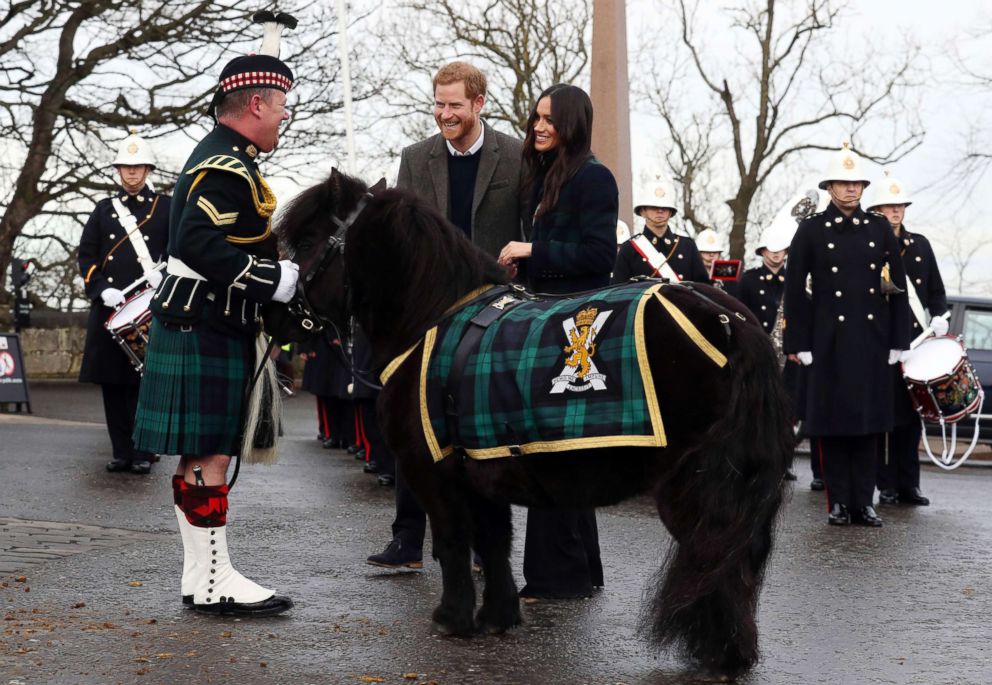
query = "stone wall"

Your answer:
(19, 327), (86, 379)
